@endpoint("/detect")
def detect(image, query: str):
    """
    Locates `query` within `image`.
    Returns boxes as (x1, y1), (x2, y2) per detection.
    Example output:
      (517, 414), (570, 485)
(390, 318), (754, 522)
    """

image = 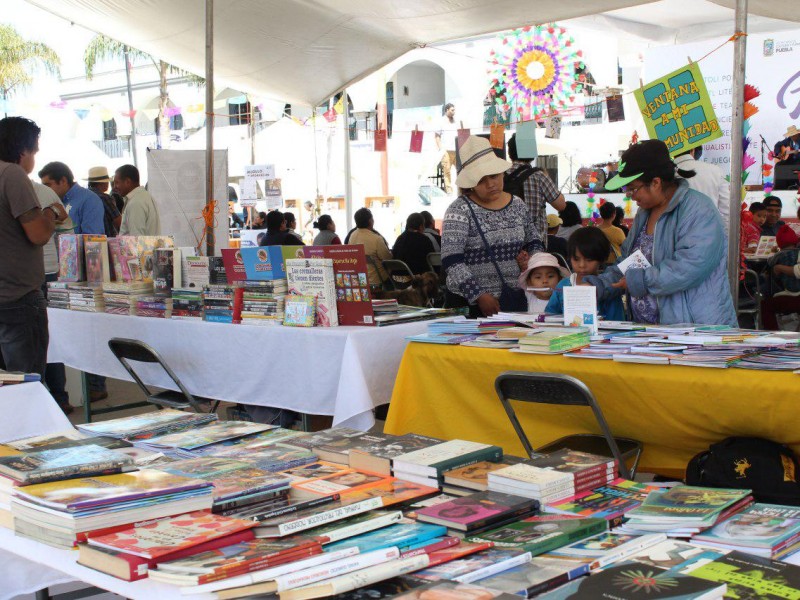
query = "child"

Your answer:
(742, 202), (766, 253)
(518, 253), (569, 313)
(546, 227), (625, 320)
